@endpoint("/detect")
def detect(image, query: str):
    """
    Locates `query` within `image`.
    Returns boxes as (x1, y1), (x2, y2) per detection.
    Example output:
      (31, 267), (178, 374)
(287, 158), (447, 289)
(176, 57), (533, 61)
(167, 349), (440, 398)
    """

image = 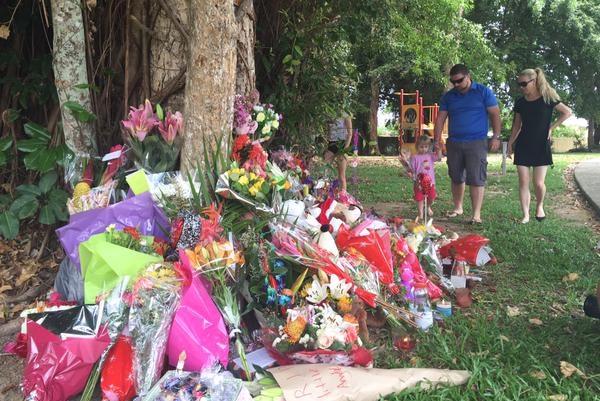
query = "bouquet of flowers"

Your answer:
(105, 224), (167, 257)
(65, 148), (126, 214)
(233, 91), (281, 142)
(128, 263), (181, 396)
(225, 164), (272, 203)
(182, 204), (251, 378)
(267, 300), (370, 366)
(251, 103), (281, 141)
(122, 99), (183, 173)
